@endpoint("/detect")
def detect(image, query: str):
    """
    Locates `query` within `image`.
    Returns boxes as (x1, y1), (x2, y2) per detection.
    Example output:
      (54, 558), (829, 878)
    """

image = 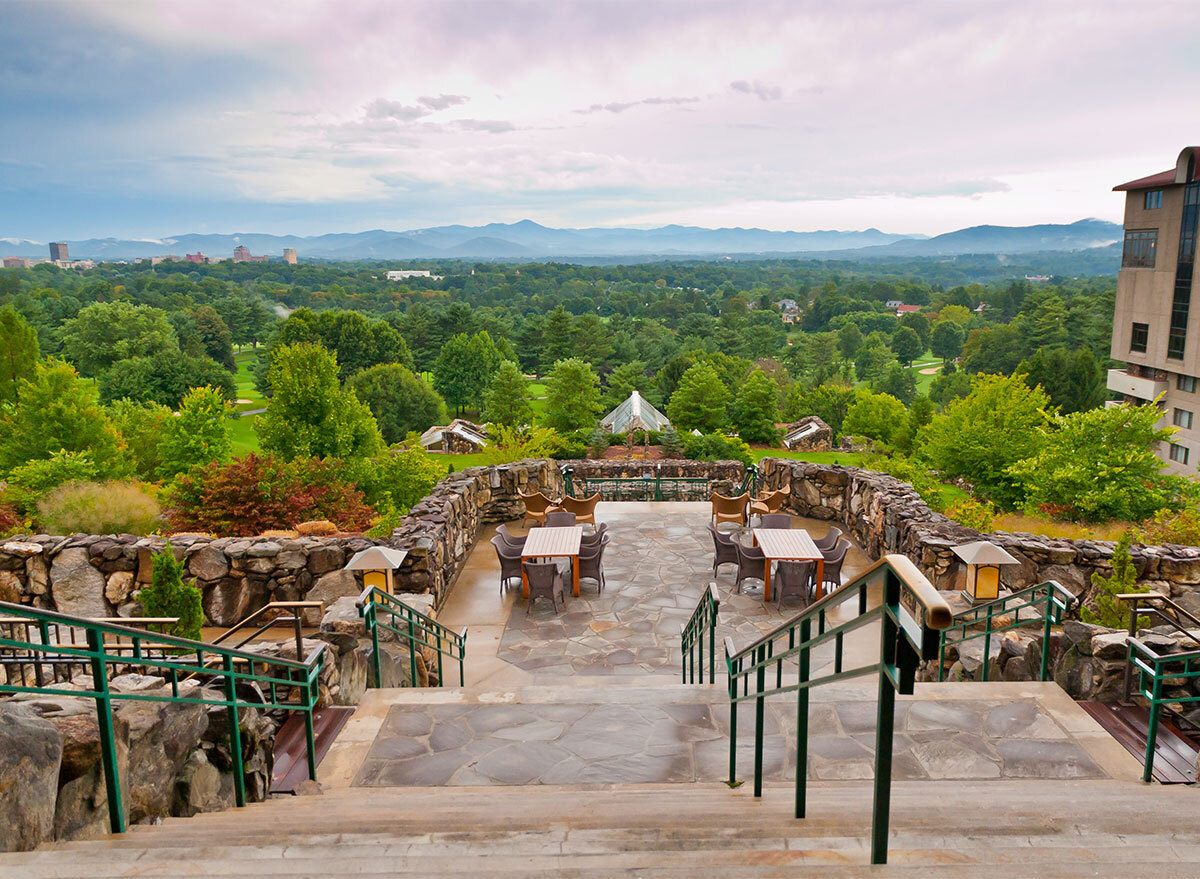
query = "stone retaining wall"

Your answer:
(559, 458), (744, 501)
(758, 458), (1200, 609)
